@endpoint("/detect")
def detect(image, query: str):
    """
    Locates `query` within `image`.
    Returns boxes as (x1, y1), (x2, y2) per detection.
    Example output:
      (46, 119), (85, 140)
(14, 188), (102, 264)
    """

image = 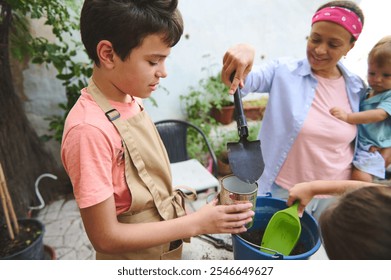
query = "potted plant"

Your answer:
(180, 68), (262, 174)
(0, 218), (45, 260)
(206, 72), (234, 125)
(243, 95), (269, 121)
(211, 122), (262, 177)
(0, 165), (55, 260)
(181, 70), (234, 126)
(180, 68), (232, 166)
(211, 129), (237, 176)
